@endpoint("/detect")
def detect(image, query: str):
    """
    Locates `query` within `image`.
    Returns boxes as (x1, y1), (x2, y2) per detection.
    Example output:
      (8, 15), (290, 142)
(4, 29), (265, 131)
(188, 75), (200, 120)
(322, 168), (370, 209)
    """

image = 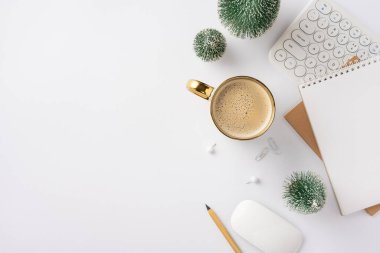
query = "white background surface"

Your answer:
(0, 0), (379, 252)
